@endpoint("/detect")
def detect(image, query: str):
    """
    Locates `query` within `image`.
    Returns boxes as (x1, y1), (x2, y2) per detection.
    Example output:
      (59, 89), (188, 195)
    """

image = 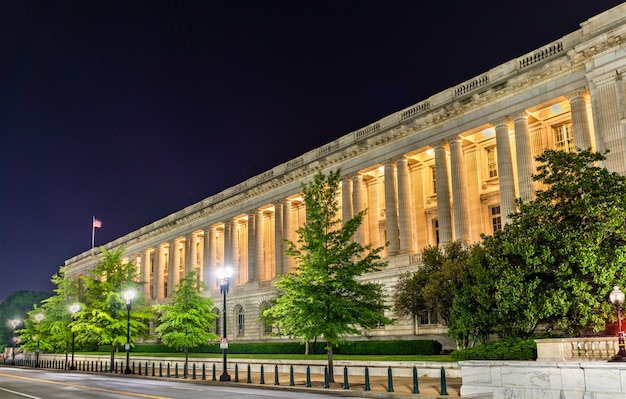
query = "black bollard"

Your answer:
(274, 365), (279, 386)
(202, 363), (206, 380)
(343, 366), (349, 389)
(306, 365), (311, 387)
(364, 366), (370, 391)
(175, 363), (178, 378)
(183, 363), (187, 379)
(192, 363), (196, 380)
(159, 362), (163, 377)
(212, 363), (216, 381)
(387, 366), (394, 393)
(260, 364), (265, 384)
(289, 365), (295, 386)
(413, 366), (420, 394)
(152, 362), (155, 377)
(138, 362), (142, 375)
(234, 364), (239, 382)
(324, 366), (329, 388)
(246, 364), (251, 383)
(167, 363), (171, 378)
(440, 366), (449, 396)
